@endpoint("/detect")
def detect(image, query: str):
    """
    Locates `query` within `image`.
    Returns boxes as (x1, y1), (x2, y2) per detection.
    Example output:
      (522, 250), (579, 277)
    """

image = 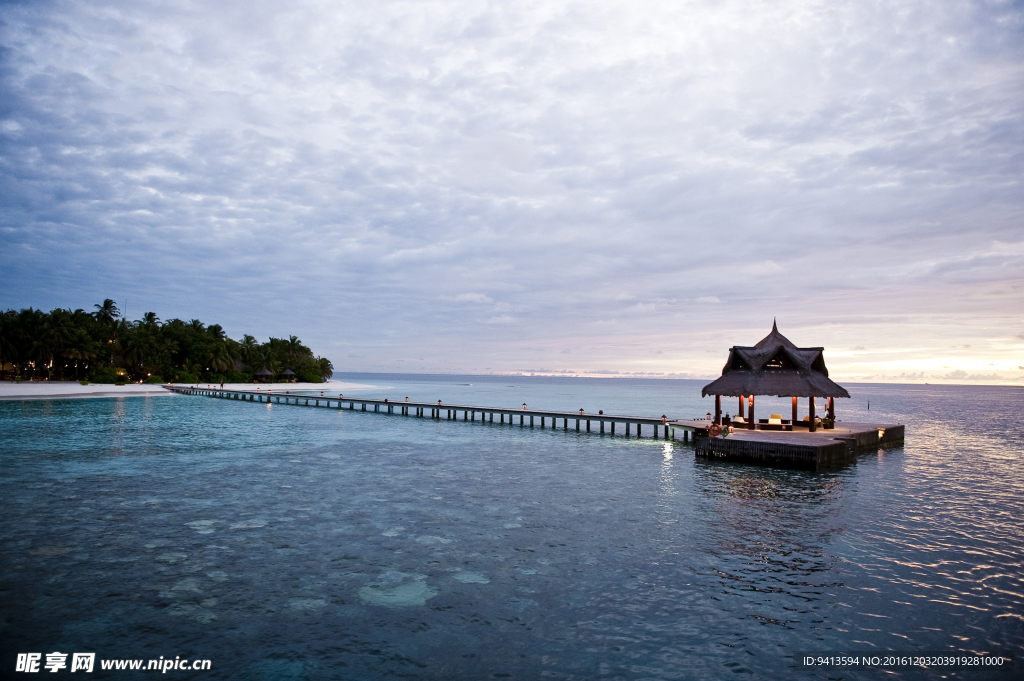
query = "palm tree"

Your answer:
(207, 324), (226, 342)
(316, 356), (334, 380)
(101, 318), (130, 372)
(177, 358), (203, 382)
(122, 326), (157, 380)
(206, 341), (237, 375)
(238, 334), (259, 370)
(42, 309), (76, 380)
(94, 299), (120, 325)
(12, 308), (44, 378)
(285, 335), (304, 366)
(249, 348), (280, 376)
(29, 326), (53, 380)
(64, 328), (98, 380)
(0, 310), (16, 379)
